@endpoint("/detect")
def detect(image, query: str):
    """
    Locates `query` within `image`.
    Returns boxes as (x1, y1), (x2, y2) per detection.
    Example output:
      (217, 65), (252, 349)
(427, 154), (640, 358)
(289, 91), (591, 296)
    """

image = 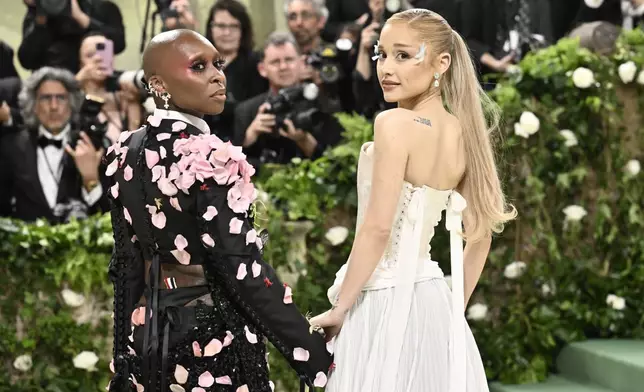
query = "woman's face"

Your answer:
(79, 35), (111, 82)
(210, 10), (242, 55)
(152, 32), (228, 116)
(375, 23), (435, 103)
